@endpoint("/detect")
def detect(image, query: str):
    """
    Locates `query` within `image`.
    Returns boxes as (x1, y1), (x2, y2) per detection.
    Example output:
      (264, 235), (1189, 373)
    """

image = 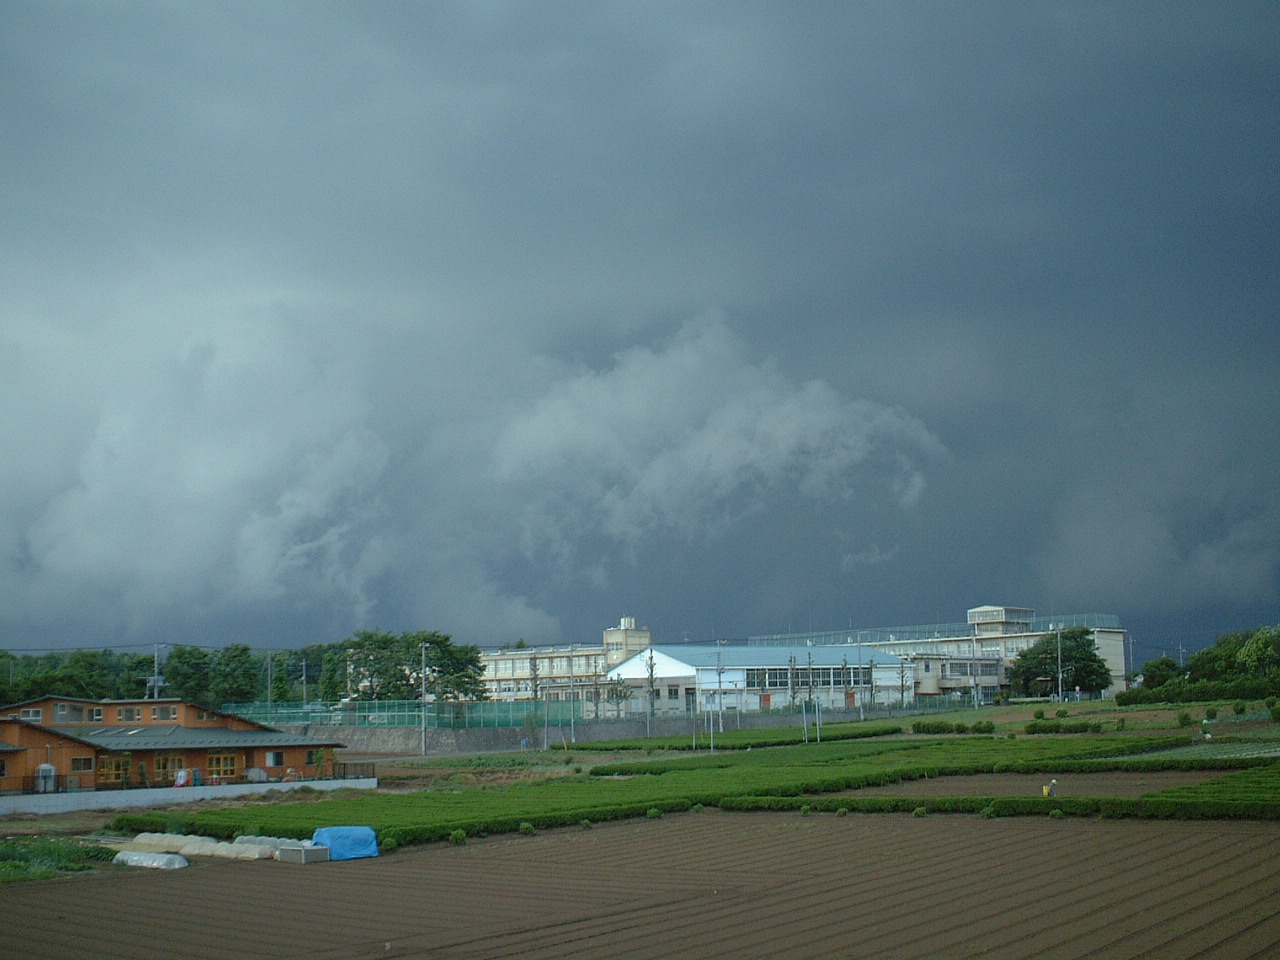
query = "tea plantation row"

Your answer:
(108, 732), (1279, 846)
